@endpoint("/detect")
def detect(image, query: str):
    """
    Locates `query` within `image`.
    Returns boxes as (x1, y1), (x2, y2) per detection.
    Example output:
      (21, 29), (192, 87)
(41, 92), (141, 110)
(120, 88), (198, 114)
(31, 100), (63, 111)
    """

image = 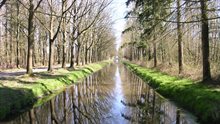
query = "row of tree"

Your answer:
(0, 0), (116, 74)
(121, 0), (220, 82)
